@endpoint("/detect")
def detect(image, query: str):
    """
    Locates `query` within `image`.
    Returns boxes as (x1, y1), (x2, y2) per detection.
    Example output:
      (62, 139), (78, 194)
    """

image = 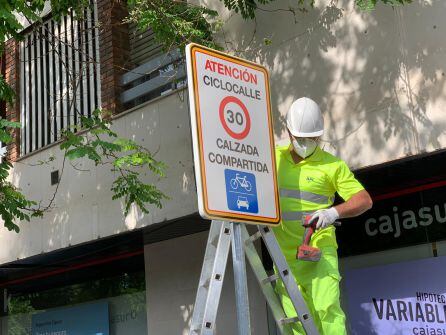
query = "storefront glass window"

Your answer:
(0, 271), (147, 335)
